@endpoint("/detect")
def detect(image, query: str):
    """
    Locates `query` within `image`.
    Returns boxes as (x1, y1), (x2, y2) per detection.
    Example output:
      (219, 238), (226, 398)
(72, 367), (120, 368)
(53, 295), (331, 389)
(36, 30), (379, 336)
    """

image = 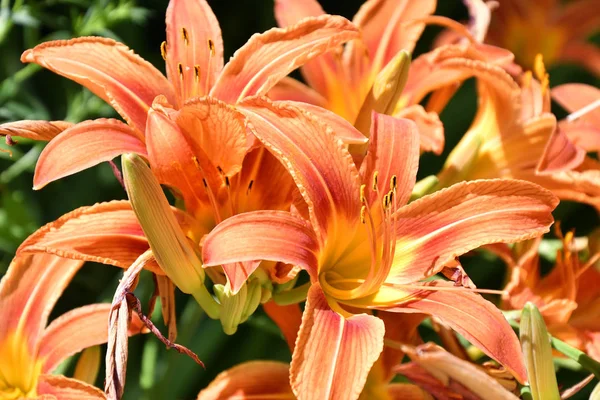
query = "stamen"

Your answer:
(372, 171), (379, 191)
(182, 28), (189, 45)
(390, 175), (397, 190)
(360, 184), (366, 203)
(247, 180), (254, 195)
(202, 178), (207, 187)
(217, 165), (224, 175)
(383, 194), (390, 209)
(382, 282), (508, 296)
(192, 156), (223, 223)
(194, 65), (200, 82)
(225, 176), (230, 187)
(177, 63), (184, 80)
(360, 205), (366, 224)
(208, 39), (215, 55)
(160, 41), (167, 60)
